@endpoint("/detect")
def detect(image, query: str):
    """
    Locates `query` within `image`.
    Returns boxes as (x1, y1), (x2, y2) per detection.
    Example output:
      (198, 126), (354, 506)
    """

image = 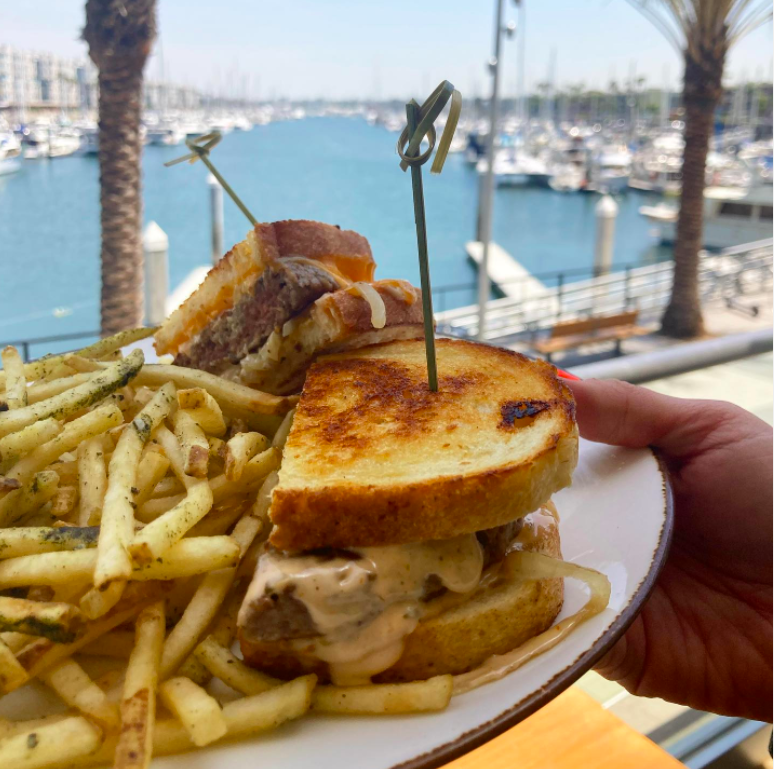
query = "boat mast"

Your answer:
(477, 0), (507, 340)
